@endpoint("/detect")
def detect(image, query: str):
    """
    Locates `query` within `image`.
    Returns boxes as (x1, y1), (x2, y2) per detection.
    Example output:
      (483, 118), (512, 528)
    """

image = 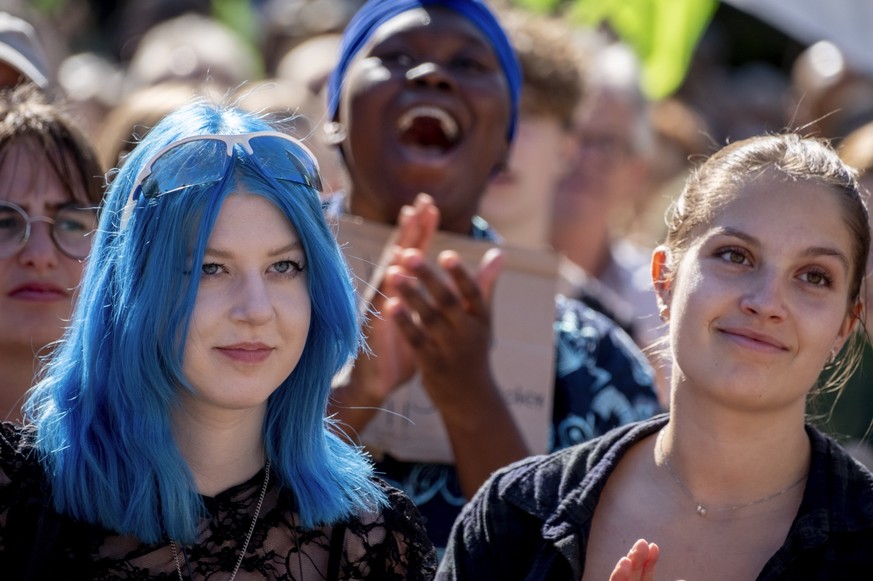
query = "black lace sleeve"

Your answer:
(0, 421), (44, 538)
(0, 421), (66, 579)
(360, 478), (438, 580)
(0, 433), (437, 581)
